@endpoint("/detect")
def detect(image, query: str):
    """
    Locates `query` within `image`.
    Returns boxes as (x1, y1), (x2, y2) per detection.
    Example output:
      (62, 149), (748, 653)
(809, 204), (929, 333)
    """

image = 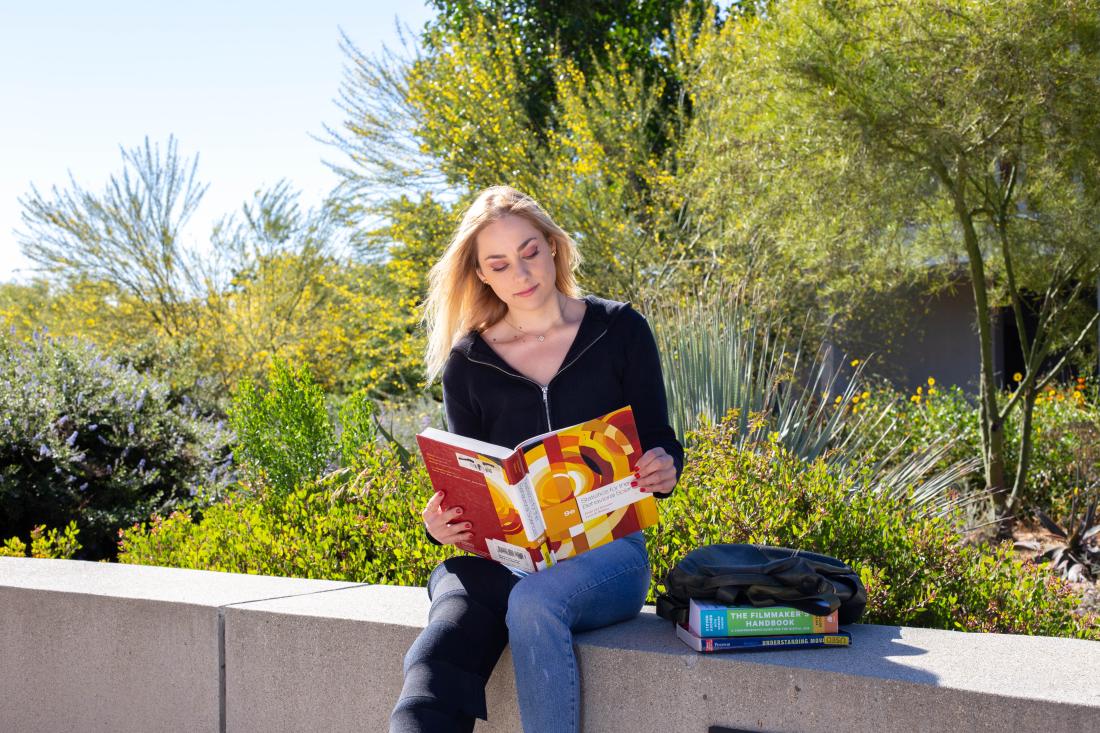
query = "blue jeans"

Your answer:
(390, 532), (650, 733)
(506, 531), (651, 733)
